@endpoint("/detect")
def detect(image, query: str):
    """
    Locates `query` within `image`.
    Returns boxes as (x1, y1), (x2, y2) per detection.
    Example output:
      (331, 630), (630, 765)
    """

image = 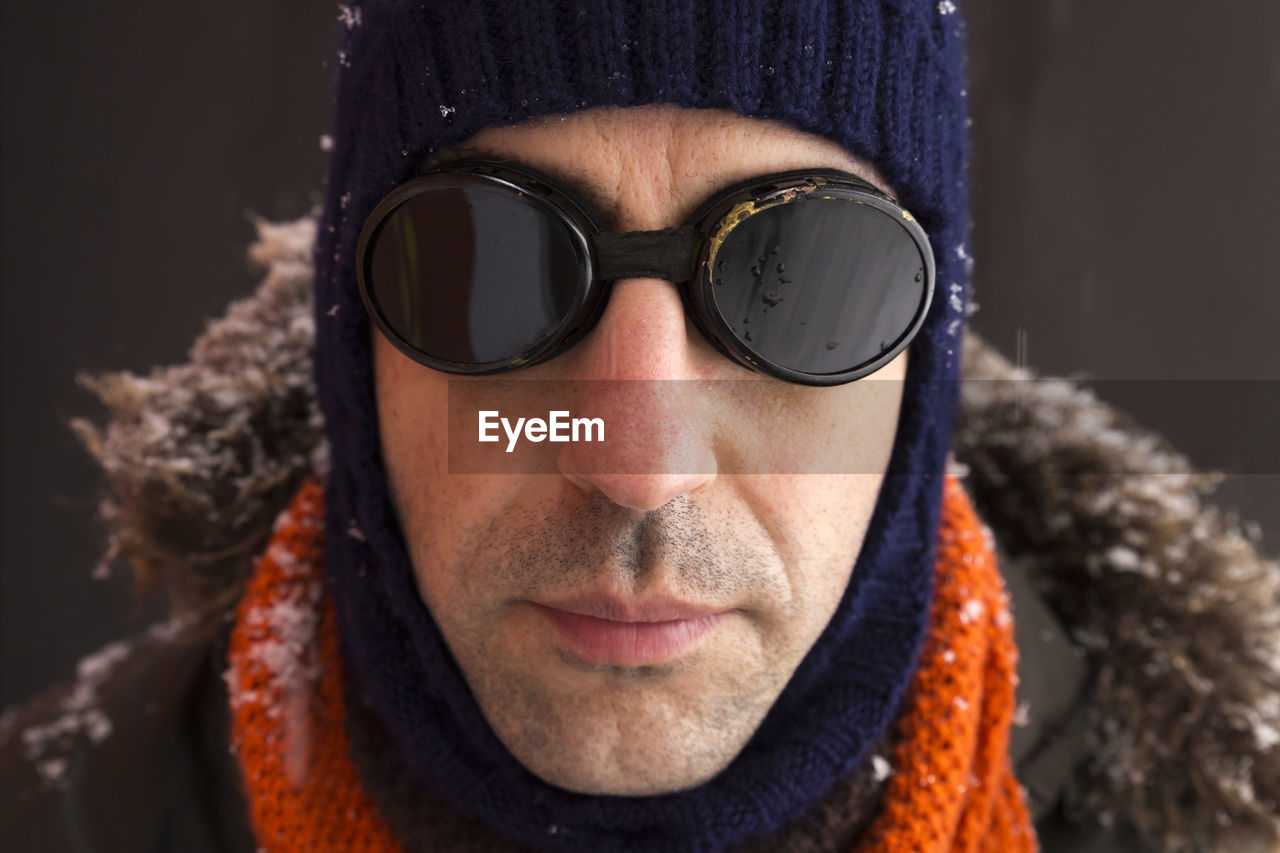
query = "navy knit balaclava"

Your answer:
(312, 2), (971, 850)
